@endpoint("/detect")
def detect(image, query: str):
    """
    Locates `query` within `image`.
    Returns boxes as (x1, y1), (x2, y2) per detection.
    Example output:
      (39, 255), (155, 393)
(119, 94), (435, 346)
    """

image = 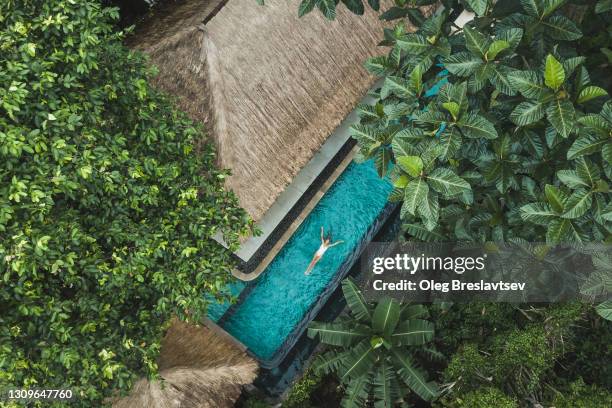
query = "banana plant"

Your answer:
(307, 279), (438, 407)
